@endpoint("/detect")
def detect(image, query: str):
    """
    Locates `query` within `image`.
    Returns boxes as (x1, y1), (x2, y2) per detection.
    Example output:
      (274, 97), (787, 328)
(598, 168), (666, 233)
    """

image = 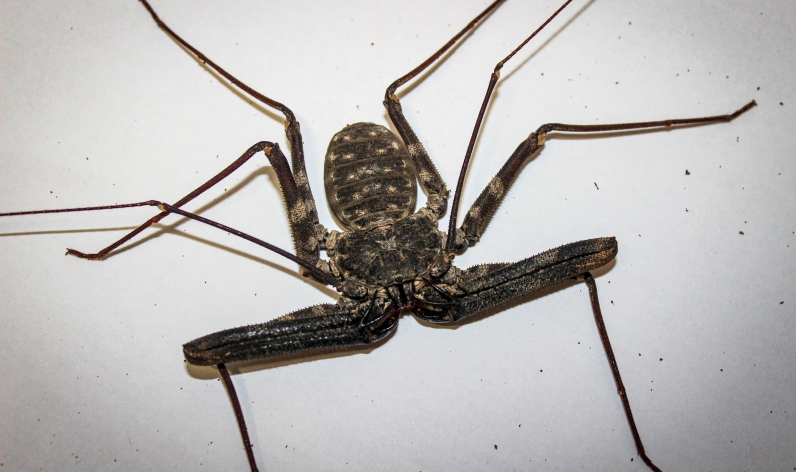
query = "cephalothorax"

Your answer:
(1, 1), (756, 471)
